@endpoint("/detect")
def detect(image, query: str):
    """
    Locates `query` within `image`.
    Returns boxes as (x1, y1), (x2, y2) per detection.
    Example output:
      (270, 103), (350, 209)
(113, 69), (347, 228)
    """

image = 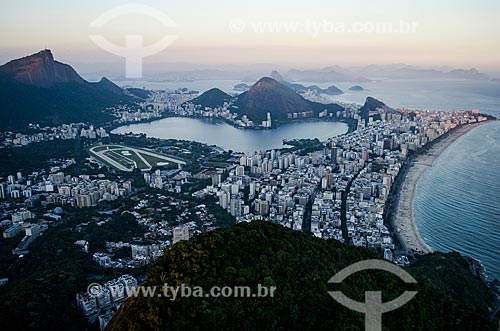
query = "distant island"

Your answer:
(269, 70), (344, 96)
(234, 83), (250, 91)
(349, 85), (364, 91)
